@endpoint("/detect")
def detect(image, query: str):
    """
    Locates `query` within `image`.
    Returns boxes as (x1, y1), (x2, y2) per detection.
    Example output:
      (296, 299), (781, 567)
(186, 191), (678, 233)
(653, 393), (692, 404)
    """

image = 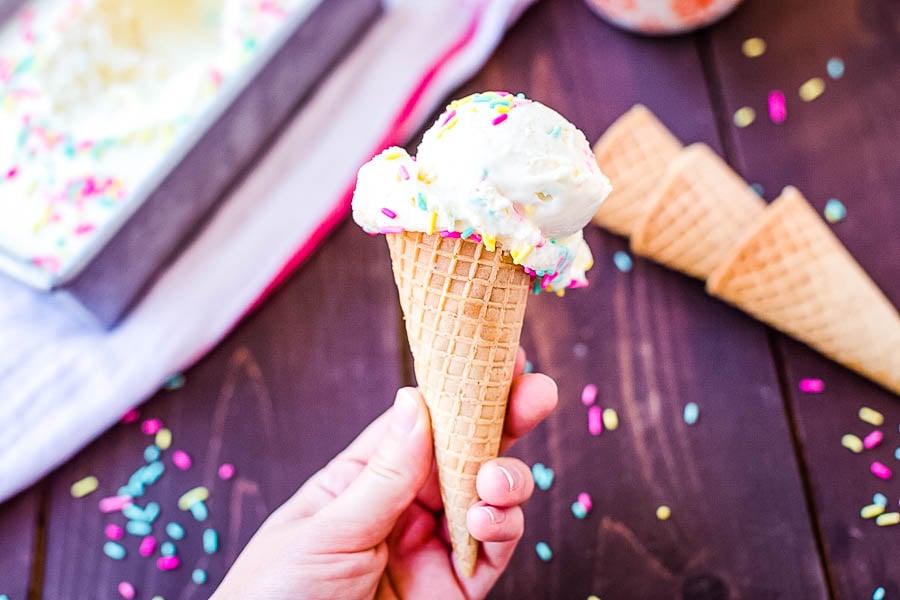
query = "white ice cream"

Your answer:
(352, 91), (611, 292)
